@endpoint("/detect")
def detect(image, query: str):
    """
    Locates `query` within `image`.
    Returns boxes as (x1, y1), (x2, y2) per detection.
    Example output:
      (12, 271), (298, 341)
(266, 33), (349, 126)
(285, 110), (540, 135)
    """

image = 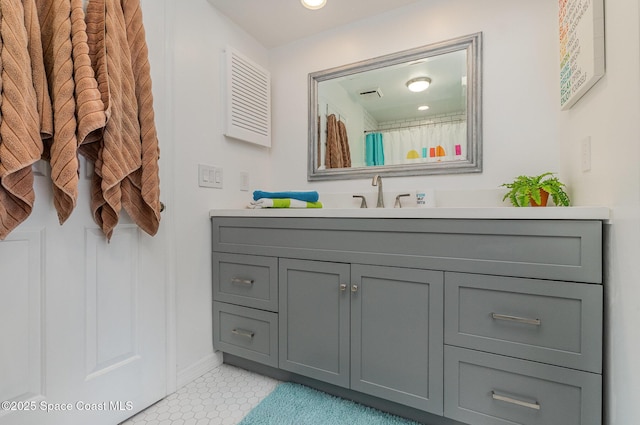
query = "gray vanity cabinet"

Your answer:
(211, 216), (604, 425)
(279, 259), (445, 414)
